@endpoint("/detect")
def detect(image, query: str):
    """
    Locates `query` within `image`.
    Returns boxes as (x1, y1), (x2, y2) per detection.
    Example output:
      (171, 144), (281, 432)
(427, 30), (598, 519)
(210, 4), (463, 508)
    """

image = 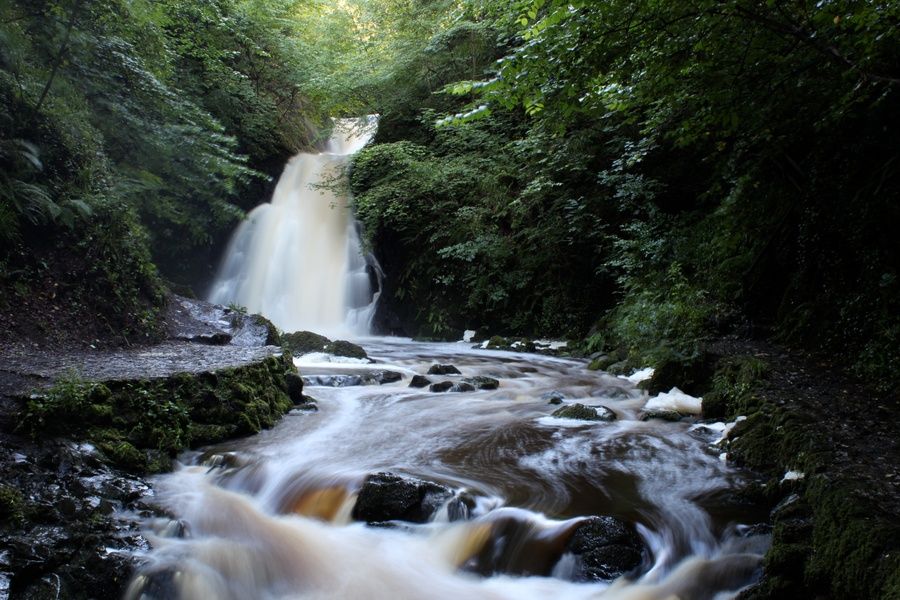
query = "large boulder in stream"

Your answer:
(566, 516), (646, 581)
(282, 330), (331, 355)
(551, 403), (617, 422)
(324, 340), (369, 360)
(352, 472), (460, 524)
